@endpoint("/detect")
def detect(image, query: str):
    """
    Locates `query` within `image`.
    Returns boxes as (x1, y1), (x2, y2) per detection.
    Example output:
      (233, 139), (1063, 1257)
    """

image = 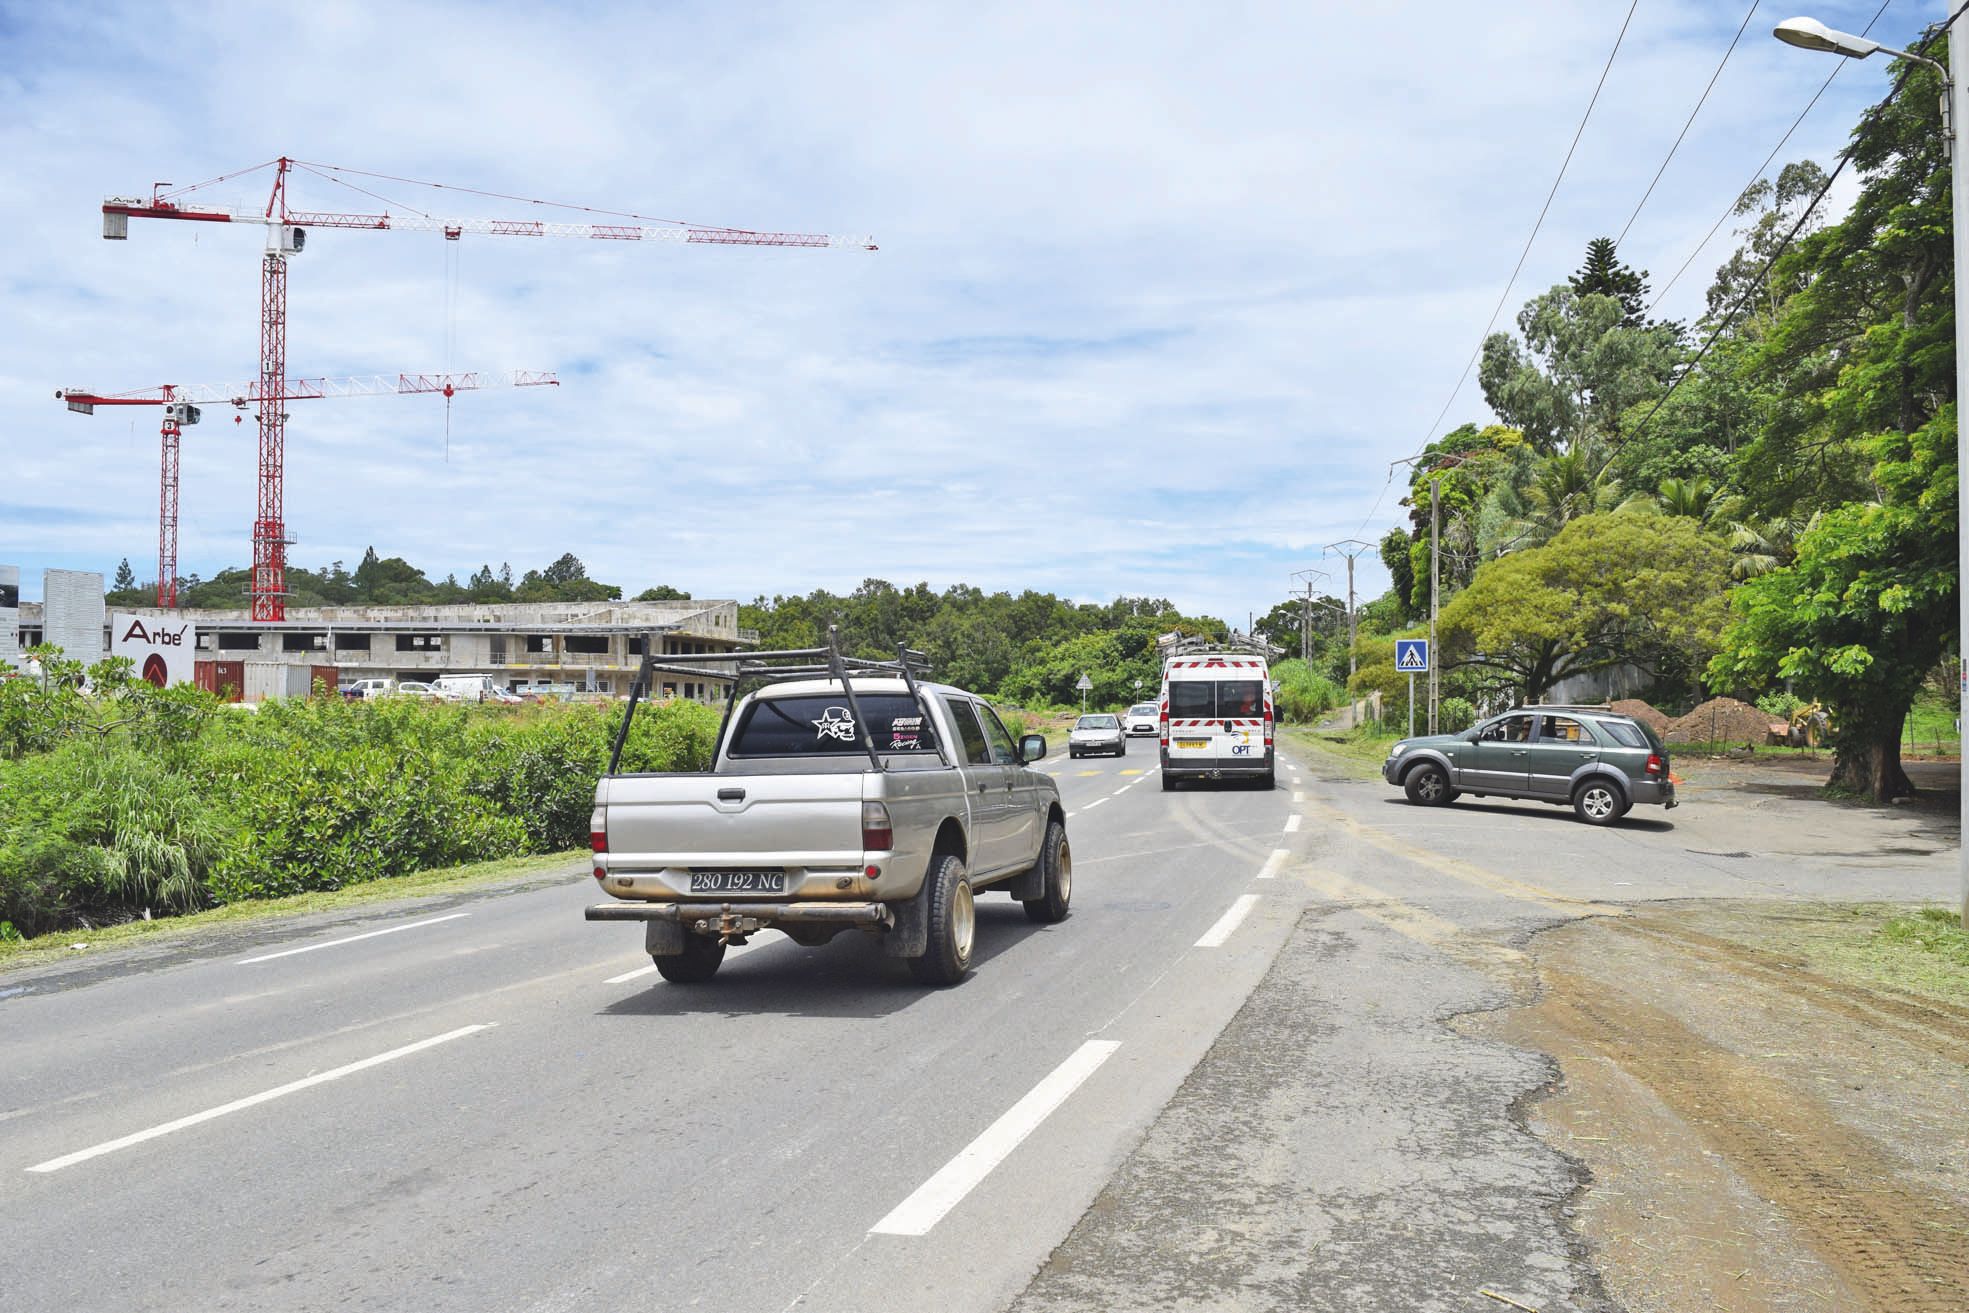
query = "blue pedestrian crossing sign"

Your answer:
(1395, 639), (1430, 673)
